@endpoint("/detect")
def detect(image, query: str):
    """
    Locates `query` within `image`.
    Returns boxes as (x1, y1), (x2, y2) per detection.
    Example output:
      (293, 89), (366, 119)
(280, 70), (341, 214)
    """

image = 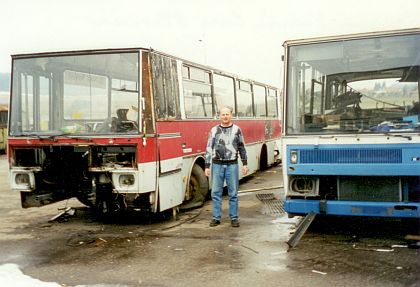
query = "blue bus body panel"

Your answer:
(286, 143), (420, 176)
(284, 199), (420, 218)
